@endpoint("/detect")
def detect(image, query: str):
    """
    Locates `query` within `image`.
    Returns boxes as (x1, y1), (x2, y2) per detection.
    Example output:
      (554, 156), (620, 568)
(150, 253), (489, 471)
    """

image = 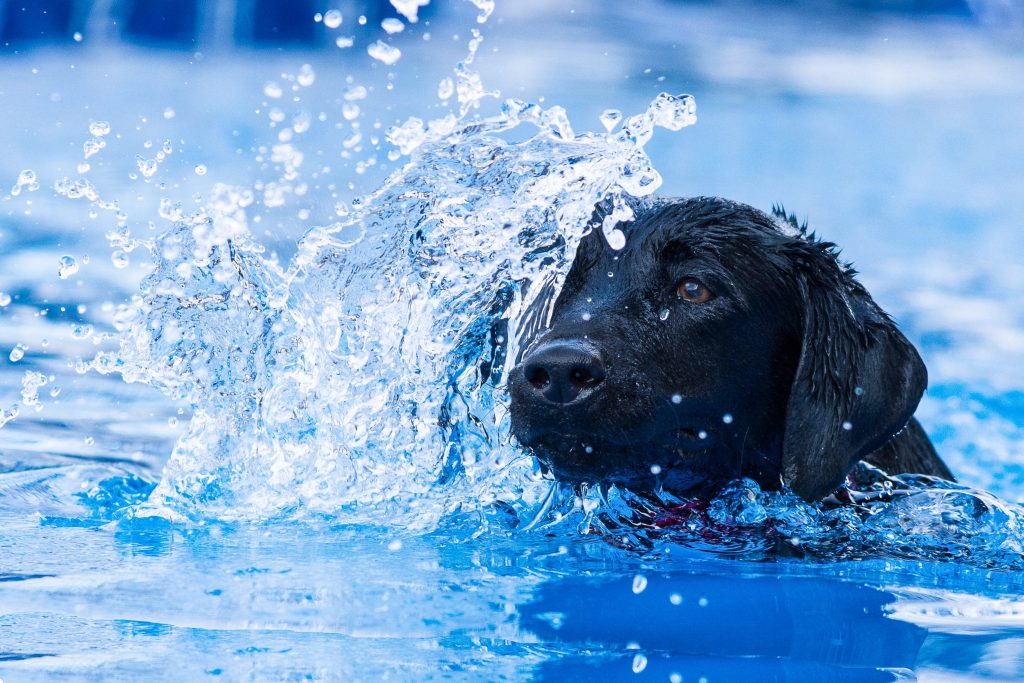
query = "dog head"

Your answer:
(508, 196), (926, 500)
